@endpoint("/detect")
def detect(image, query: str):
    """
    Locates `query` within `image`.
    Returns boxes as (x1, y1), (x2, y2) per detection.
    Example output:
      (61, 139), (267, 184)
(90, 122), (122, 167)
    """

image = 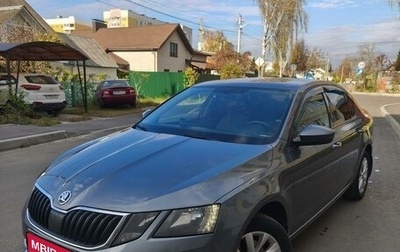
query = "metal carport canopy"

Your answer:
(0, 41), (90, 112)
(0, 41), (88, 61)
